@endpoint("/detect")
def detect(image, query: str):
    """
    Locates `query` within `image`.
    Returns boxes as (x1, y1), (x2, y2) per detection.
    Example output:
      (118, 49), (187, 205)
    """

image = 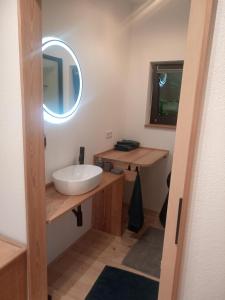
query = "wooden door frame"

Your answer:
(18, 0), (48, 299)
(159, 0), (218, 299)
(17, 0), (217, 299)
